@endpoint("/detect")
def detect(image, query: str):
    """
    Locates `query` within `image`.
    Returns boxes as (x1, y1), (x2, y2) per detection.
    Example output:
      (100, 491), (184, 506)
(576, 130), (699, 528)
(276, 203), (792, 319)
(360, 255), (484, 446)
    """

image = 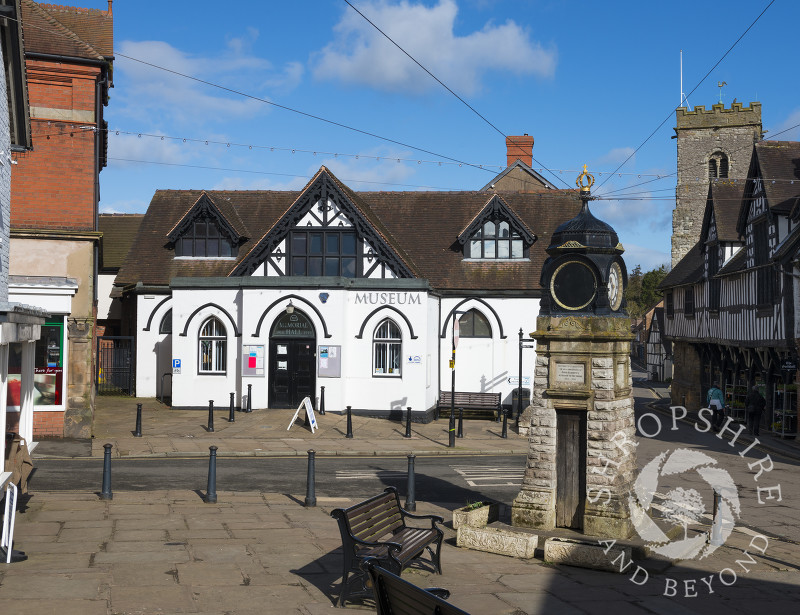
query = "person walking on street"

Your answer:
(746, 385), (766, 436)
(707, 385), (725, 429)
